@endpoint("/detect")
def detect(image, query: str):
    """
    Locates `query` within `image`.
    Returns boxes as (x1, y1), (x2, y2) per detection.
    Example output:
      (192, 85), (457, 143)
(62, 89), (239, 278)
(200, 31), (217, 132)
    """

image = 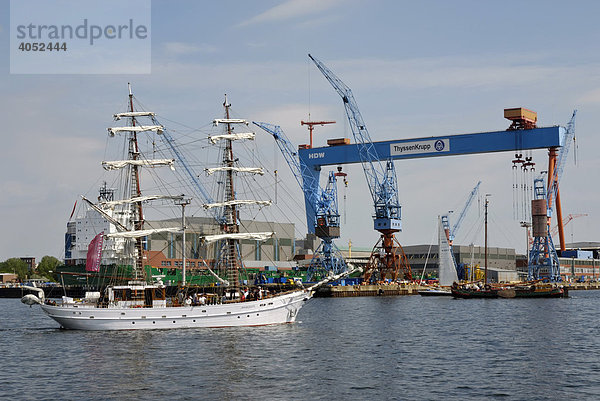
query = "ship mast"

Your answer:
(127, 83), (146, 281)
(222, 95), (241, 294)
(203, 96), (274, 298)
